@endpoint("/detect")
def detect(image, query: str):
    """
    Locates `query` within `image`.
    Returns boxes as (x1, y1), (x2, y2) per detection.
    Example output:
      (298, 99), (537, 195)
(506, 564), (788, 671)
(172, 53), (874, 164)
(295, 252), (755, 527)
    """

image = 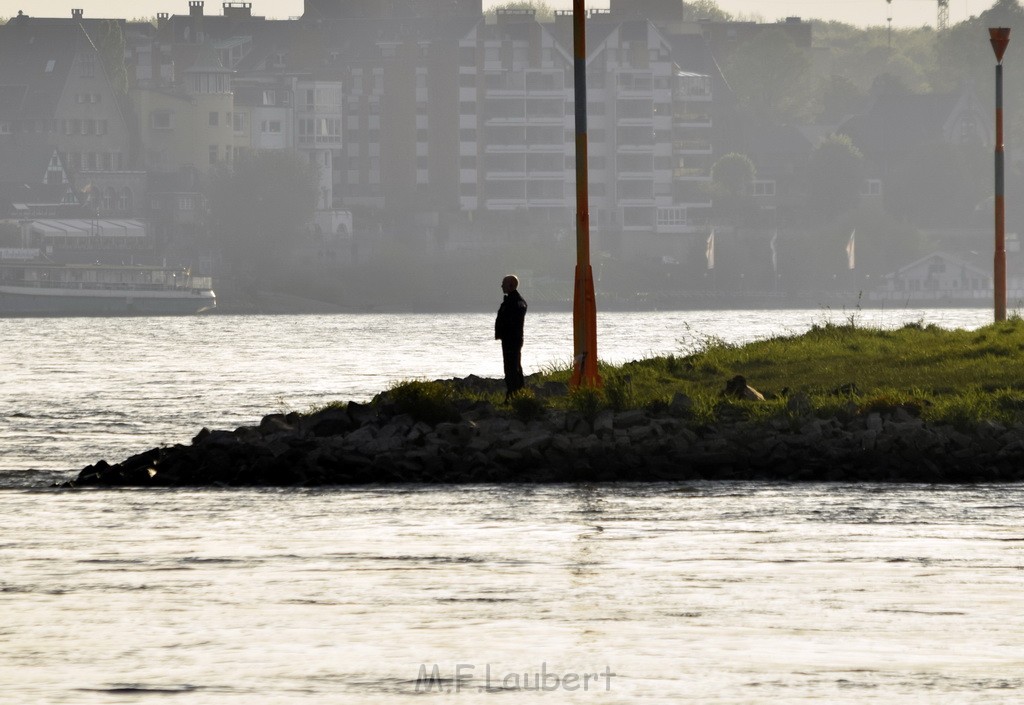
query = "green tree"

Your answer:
(935, 0), (1024, 143)
(97, 20), (128, 98)
(487, 1), (554, 21)
(885, 142), (990, 226)
(813, 21), (936, 95)
(806, 134), (865, 223)
(207, 150), (321, 270)
(815, 74), (868, 123)
(683, 1), (732, 21)
(721, 28), (814, 123)
(710, 152), (755, 224)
